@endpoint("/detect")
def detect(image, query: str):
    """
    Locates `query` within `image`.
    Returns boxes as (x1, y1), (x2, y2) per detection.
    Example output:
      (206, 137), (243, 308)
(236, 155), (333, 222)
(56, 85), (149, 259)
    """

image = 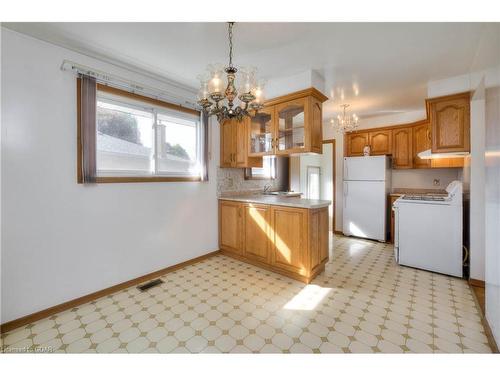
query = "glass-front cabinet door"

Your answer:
(275, 98), (307, 154)
(248, 107), (275, 156)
